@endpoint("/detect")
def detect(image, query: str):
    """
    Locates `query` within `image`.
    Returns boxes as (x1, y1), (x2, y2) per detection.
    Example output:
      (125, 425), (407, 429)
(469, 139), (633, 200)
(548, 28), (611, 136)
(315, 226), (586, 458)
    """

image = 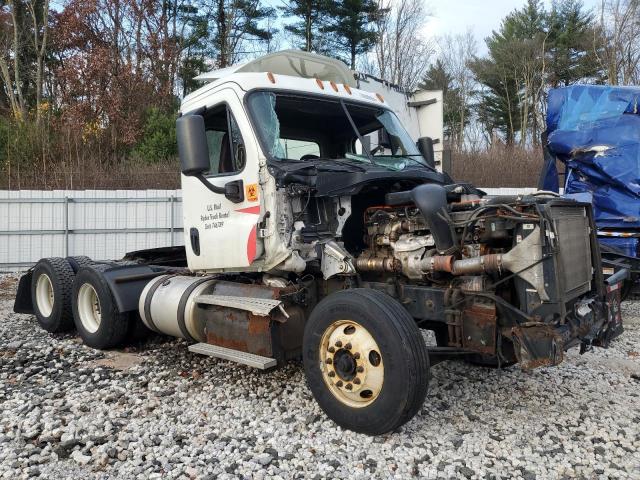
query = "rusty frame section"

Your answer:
(206, 310), (273, 357)
(510, 324), (564, 370)
(461, 300), (497, 354)
(201, 281), (306, 363)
